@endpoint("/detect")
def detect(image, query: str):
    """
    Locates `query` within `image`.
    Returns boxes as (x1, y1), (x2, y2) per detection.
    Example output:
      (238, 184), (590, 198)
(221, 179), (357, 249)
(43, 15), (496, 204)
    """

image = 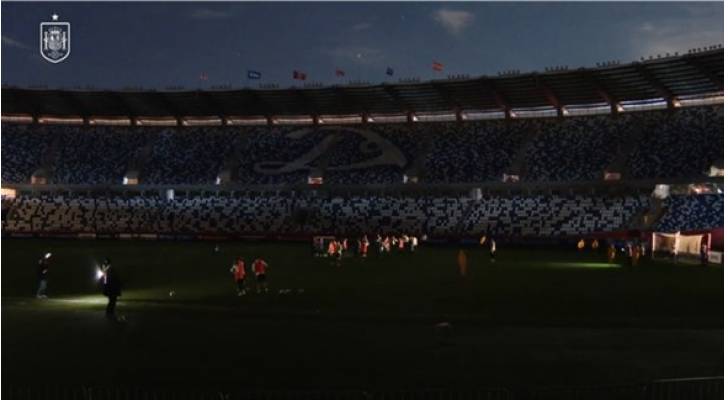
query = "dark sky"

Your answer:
(1, 1), (723, 90)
